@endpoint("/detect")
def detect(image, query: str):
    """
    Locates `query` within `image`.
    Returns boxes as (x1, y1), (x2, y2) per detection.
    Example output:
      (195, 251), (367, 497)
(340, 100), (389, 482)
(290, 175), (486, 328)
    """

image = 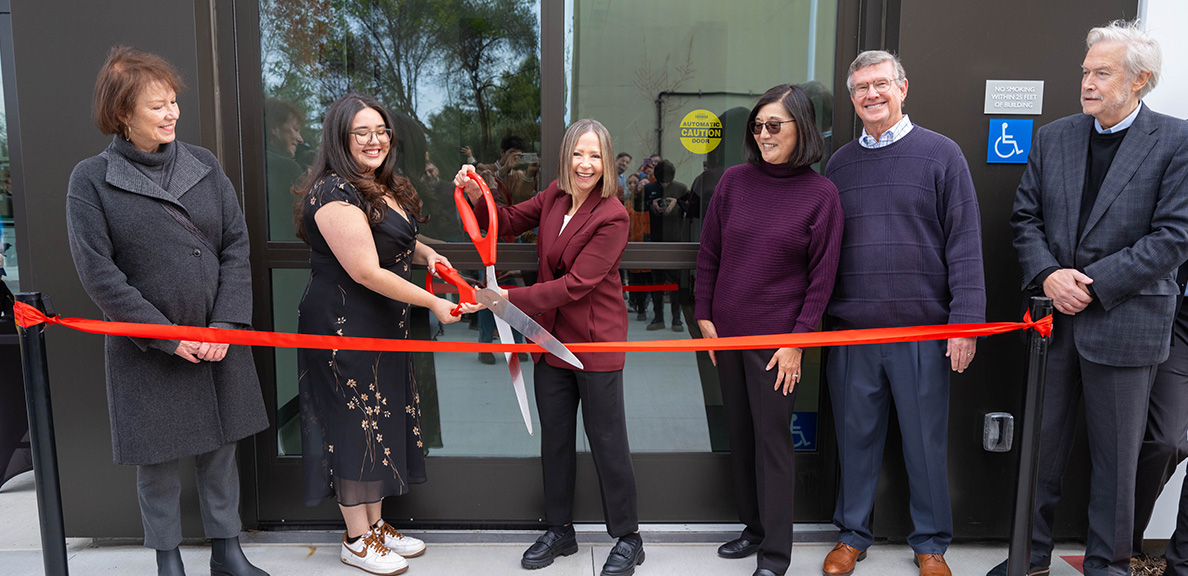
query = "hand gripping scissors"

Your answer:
(431, 171), (584, 434)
